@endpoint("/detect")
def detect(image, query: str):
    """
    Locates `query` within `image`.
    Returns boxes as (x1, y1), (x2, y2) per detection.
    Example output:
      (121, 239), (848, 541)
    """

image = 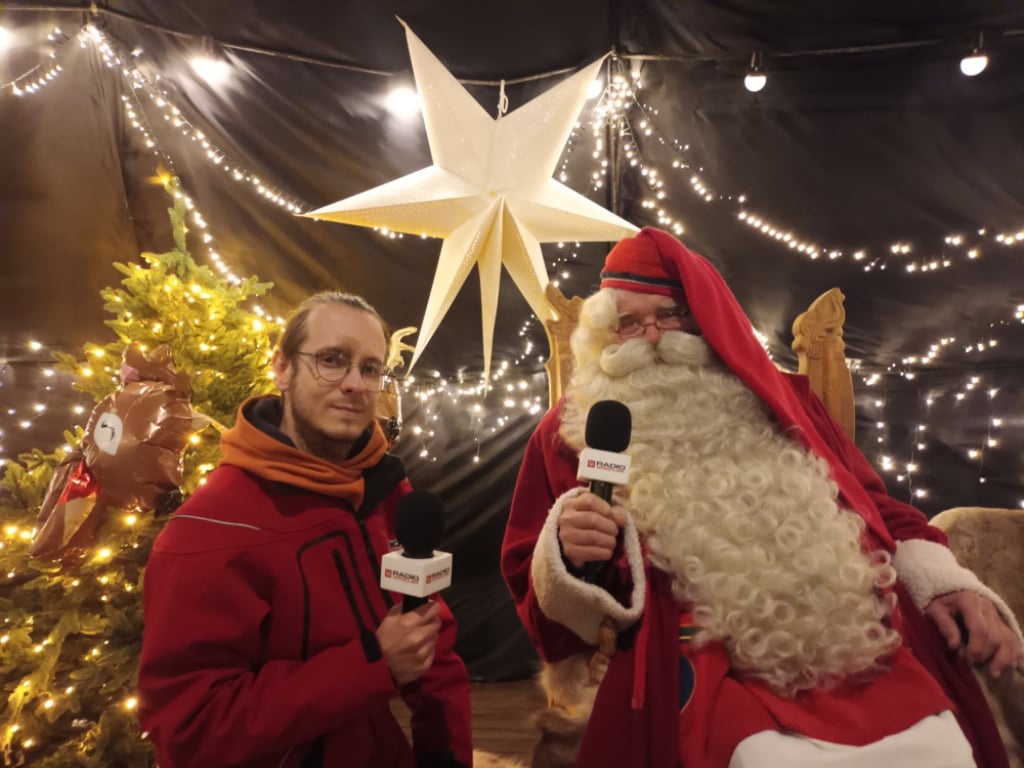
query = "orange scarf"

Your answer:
(219, 395), (389, 511)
